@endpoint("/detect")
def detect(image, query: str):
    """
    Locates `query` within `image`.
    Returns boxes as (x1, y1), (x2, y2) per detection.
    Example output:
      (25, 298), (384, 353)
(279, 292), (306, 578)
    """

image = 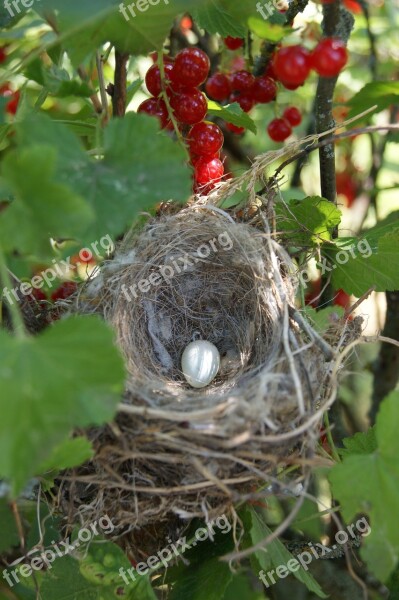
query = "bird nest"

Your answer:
(56, 188), (361, 557)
